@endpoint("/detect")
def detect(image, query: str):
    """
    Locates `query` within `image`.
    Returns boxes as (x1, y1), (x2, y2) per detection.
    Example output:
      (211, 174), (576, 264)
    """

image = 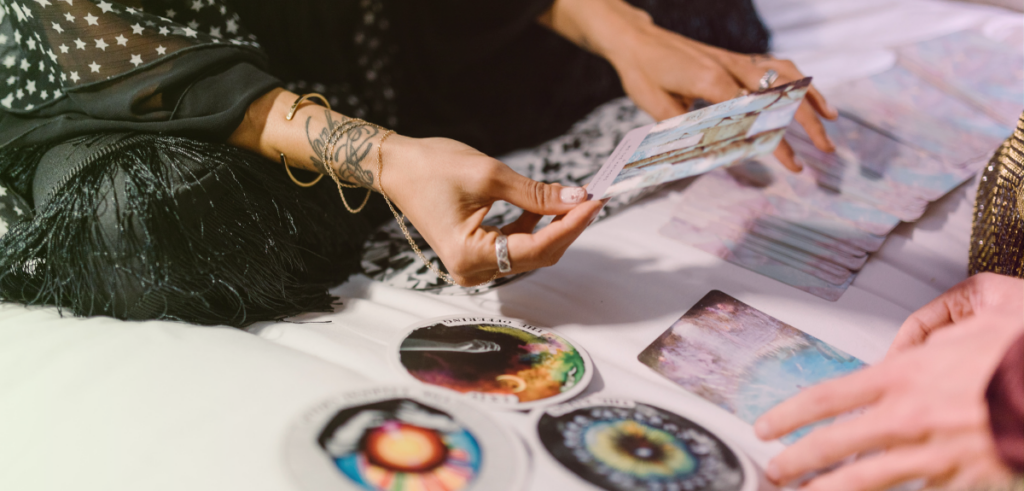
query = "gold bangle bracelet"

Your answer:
(280, 153), (322, 187)
(281, 93), (333, 187)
